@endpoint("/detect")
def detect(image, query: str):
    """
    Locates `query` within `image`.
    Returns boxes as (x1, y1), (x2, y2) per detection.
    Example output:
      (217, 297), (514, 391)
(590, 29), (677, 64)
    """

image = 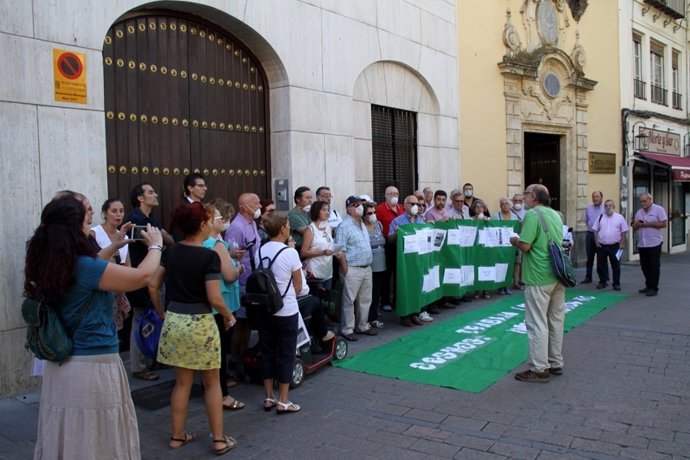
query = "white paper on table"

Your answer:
(32, 358), (44, 376)
(403, 234), (420, 254)
(432, 229), (447, 251)
(478, 266), (497, 281)
(615, 248), (623, 260)
(443, 268), (463, 284)
(494, 263), (509, 282)
(461, 265), (475, 286)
